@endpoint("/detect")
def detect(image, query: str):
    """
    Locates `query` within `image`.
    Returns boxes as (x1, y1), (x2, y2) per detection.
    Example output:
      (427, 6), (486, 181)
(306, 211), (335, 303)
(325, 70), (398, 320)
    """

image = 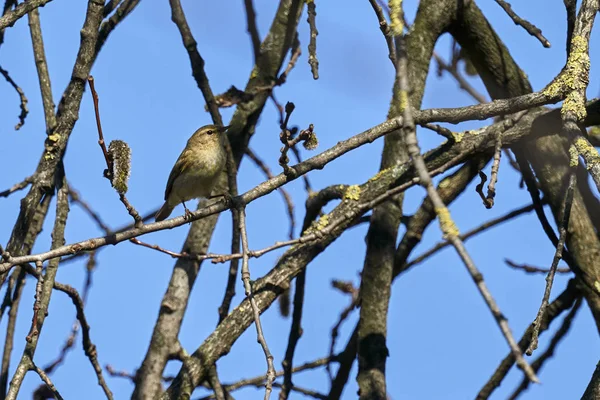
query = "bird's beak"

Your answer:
(217, 125), (230, 133)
